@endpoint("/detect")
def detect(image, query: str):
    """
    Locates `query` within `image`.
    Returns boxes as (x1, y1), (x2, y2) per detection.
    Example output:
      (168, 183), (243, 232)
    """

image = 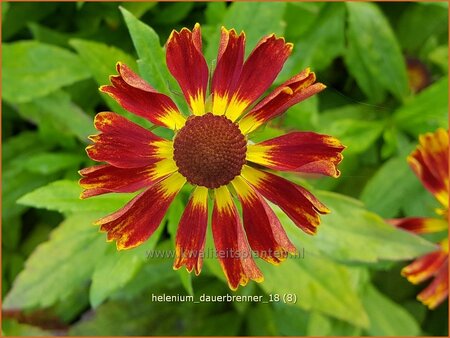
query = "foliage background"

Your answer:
(2, 1), (449, 336)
